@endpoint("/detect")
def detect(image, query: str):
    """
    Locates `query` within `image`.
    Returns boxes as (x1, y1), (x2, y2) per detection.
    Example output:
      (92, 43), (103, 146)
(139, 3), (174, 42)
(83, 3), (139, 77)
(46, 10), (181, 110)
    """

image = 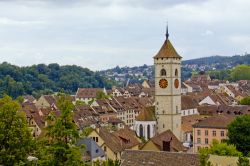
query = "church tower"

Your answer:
(154, 26), (182, 140)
